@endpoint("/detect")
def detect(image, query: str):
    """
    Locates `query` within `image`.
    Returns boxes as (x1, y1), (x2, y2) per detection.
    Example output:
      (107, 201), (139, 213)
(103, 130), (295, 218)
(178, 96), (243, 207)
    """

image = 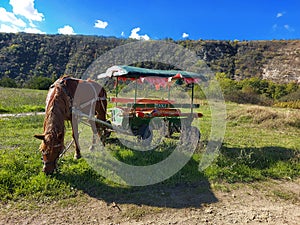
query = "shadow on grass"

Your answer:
(220, 145), (297, 170)
(205, 144), (300, 183)
(0, 108), (9, 113)
(55, 152), (218, 209)
(52, 142), (300, 208)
